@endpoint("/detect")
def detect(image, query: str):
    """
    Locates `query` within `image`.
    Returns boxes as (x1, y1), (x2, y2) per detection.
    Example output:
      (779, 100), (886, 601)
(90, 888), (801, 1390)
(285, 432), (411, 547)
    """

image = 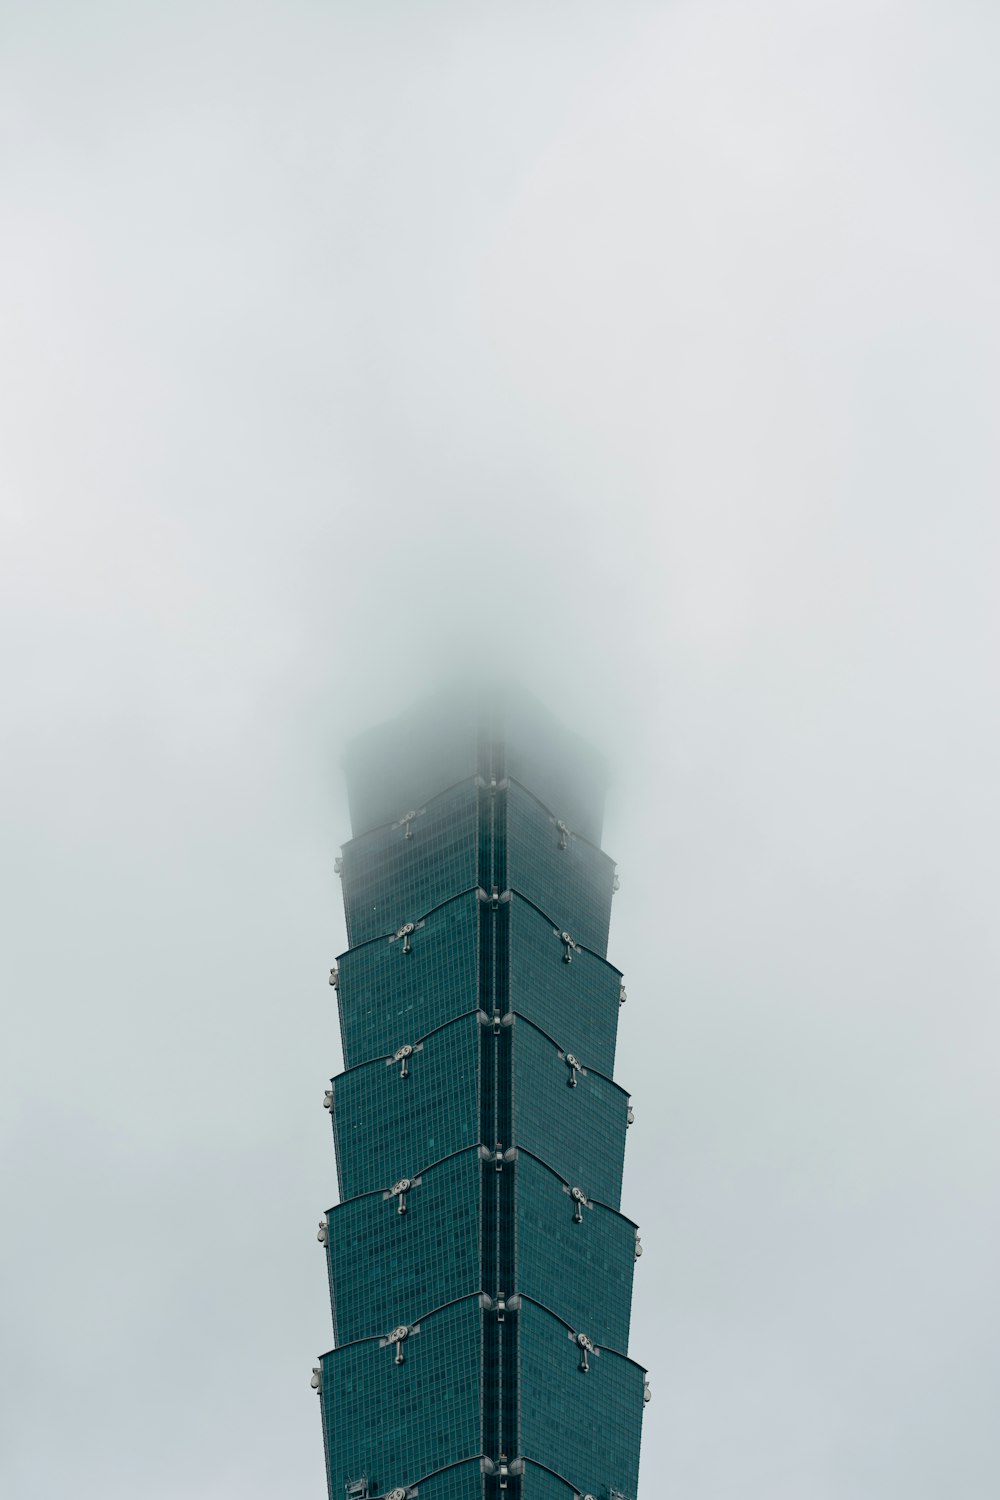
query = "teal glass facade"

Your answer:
(317, 690), (646, 1500)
